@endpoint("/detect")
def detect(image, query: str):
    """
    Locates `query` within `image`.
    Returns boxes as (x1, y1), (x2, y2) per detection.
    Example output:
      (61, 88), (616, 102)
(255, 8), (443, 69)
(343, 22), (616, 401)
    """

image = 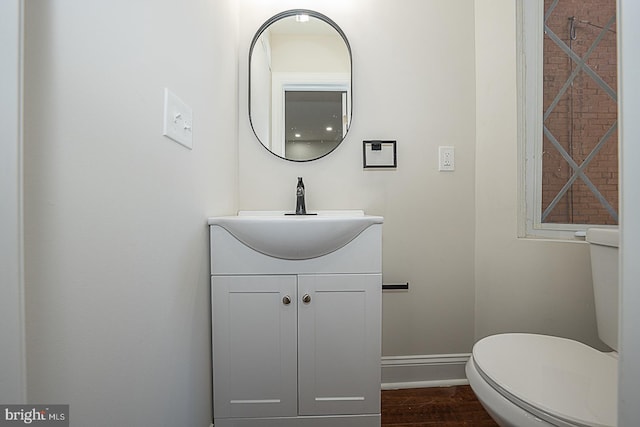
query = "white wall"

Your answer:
(238, 0), (478, 357)
(17, 1), (628, 421)
(239, 0), (605, 360)
(0, 0), (26, 403)
(618, 0), (640, 423)
(250, 33), (272, 148)
(474, 1), (605, 350)
(23, 1), (238, 426)
(271, 33), (349, 72)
